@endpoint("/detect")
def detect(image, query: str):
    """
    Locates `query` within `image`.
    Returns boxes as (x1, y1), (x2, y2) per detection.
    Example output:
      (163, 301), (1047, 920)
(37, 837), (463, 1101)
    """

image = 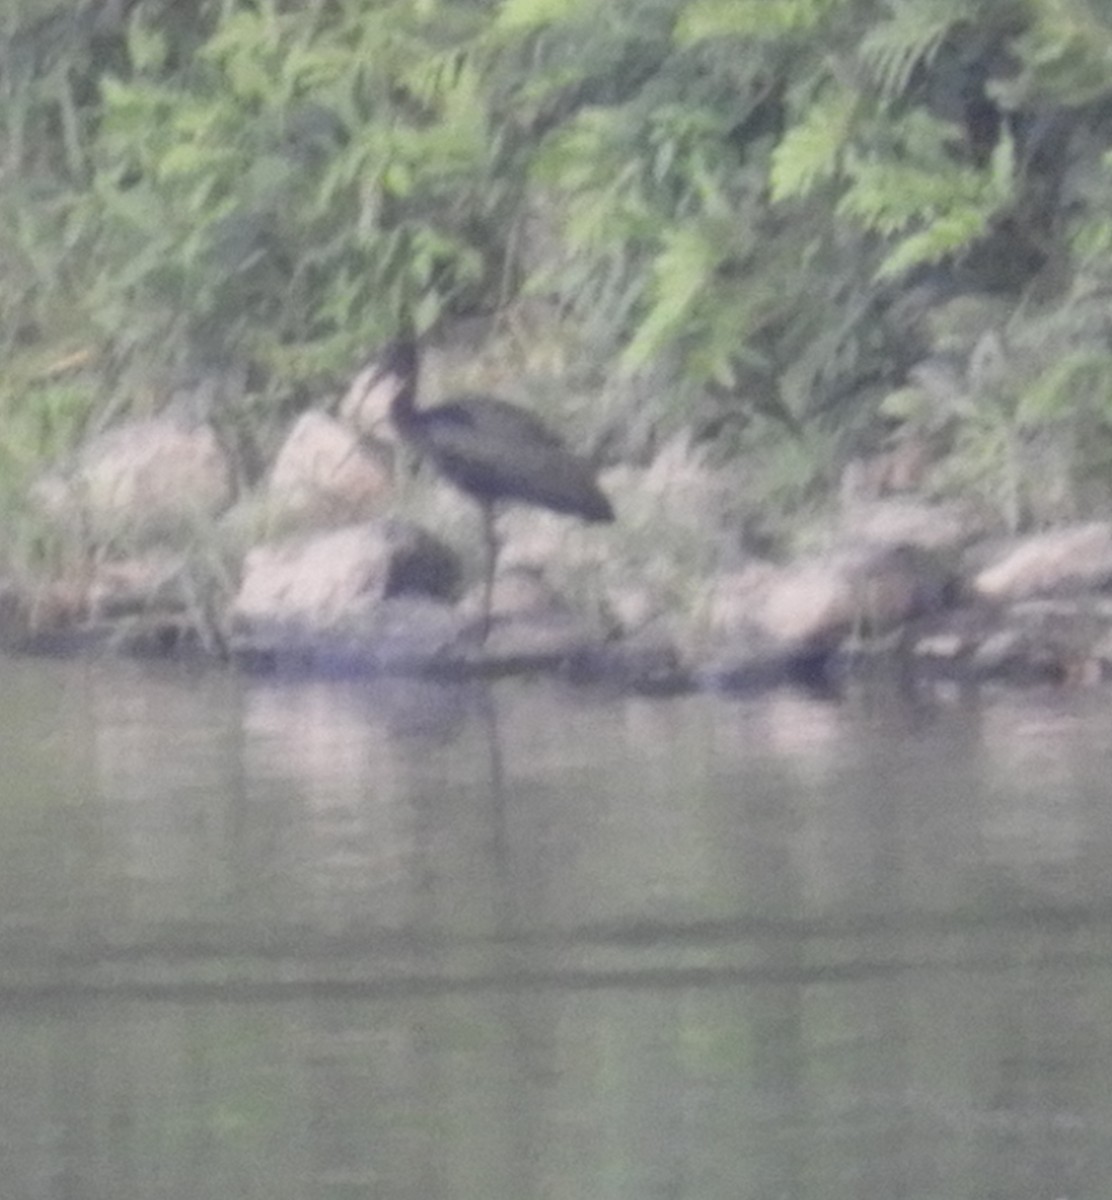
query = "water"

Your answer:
(1, 655), (1111, 1200)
